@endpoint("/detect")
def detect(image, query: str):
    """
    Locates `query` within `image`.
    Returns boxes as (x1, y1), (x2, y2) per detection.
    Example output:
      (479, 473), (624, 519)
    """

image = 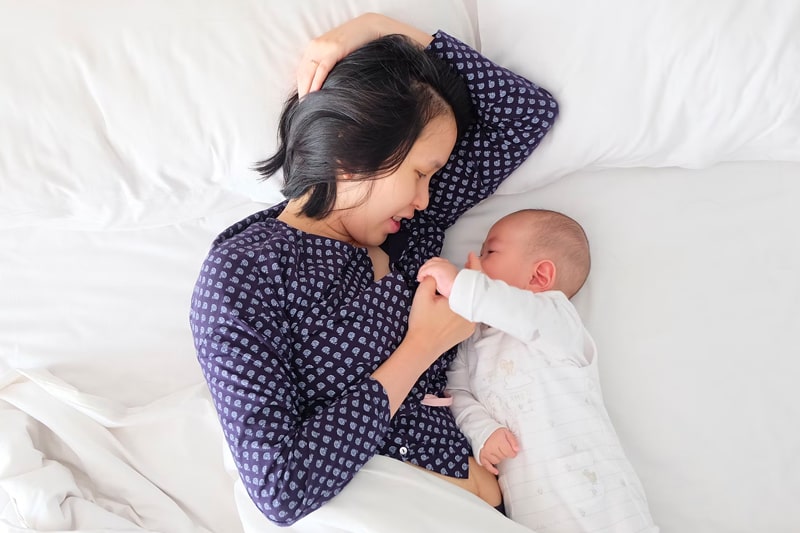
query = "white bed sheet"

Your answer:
(3, 162), (799, 532)
(446, 161), (800, 533)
